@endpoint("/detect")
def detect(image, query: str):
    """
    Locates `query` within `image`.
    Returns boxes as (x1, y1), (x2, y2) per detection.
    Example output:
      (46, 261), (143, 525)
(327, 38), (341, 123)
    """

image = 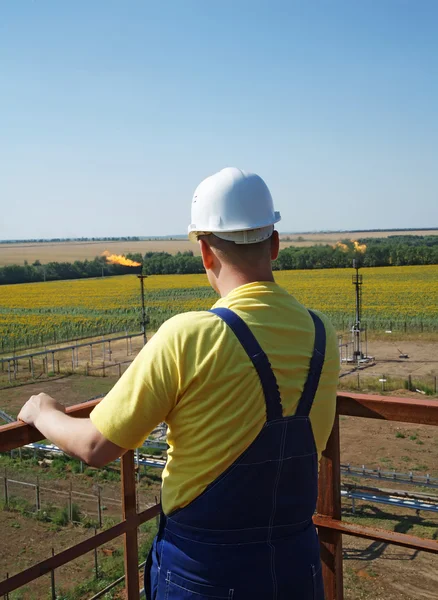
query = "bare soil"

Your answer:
(0, 508), (157, 599)
(343, 537), (438, 600)
(342, 338), (437, 378)
(0, 374), (118, 418)
(340, 337), (438, 398)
